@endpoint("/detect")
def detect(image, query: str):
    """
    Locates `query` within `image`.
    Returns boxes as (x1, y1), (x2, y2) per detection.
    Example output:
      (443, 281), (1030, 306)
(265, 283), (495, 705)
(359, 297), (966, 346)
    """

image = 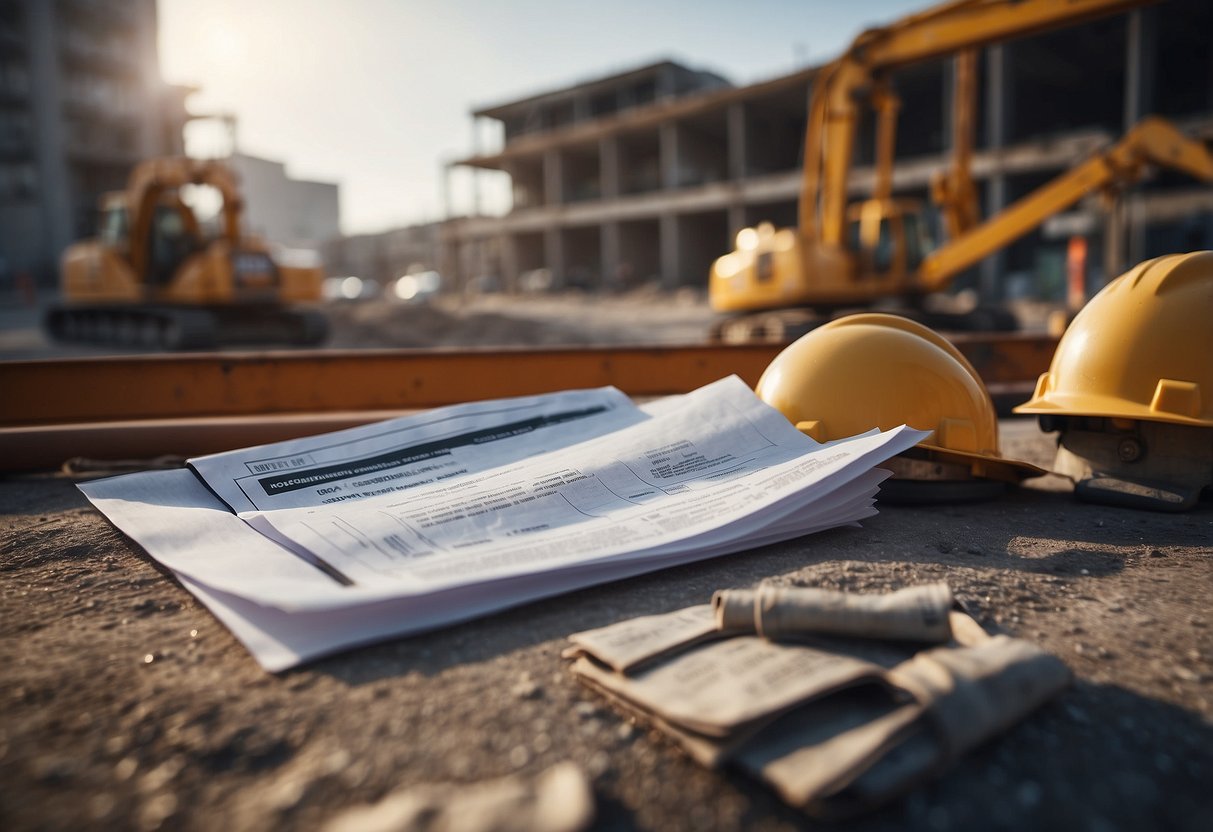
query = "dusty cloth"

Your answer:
(568, 583), (1070, 816)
